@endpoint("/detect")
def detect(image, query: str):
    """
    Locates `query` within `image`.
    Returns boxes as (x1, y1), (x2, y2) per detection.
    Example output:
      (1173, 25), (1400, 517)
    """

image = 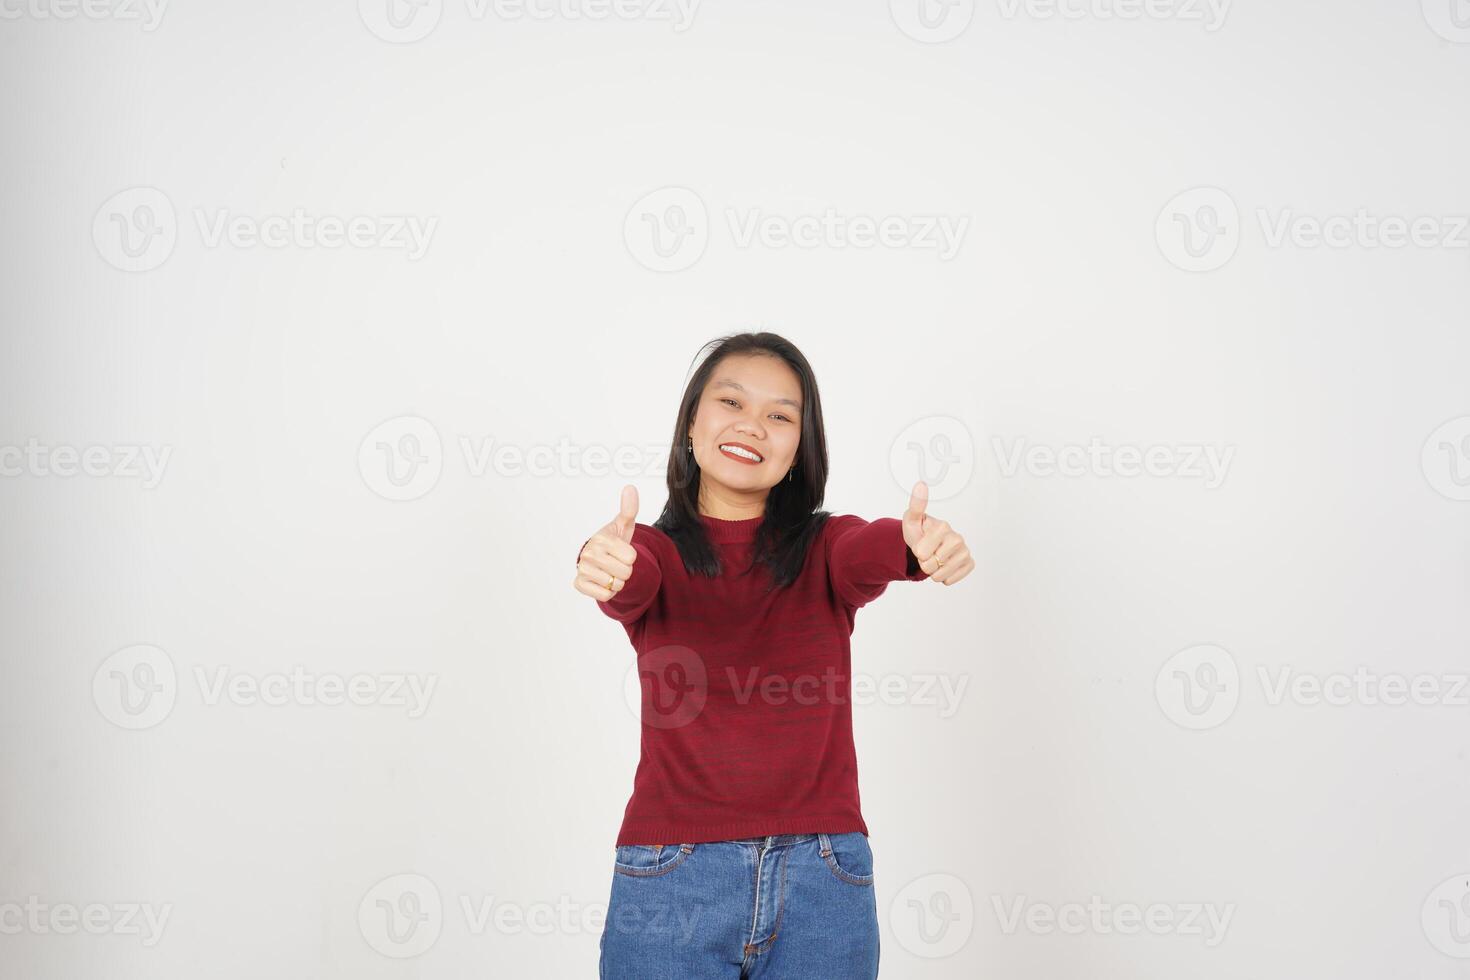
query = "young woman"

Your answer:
(573, 333), (972, 979)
